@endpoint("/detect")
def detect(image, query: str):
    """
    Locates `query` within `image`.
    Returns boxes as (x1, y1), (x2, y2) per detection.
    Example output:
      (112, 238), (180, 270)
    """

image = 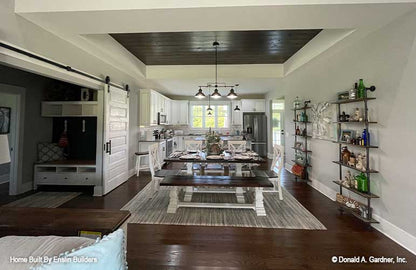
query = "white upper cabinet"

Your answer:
(241, 99), (265, 112)
(231, 100), (242, 125)
(171, 100), (189, 125)
(139, 89), (166, 126)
